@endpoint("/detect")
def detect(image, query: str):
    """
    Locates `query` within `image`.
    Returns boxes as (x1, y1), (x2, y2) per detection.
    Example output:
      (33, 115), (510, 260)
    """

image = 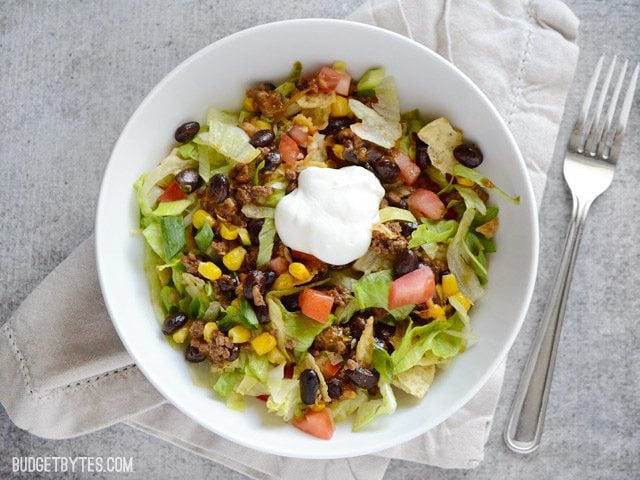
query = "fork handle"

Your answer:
(504, 196), (592, 454)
